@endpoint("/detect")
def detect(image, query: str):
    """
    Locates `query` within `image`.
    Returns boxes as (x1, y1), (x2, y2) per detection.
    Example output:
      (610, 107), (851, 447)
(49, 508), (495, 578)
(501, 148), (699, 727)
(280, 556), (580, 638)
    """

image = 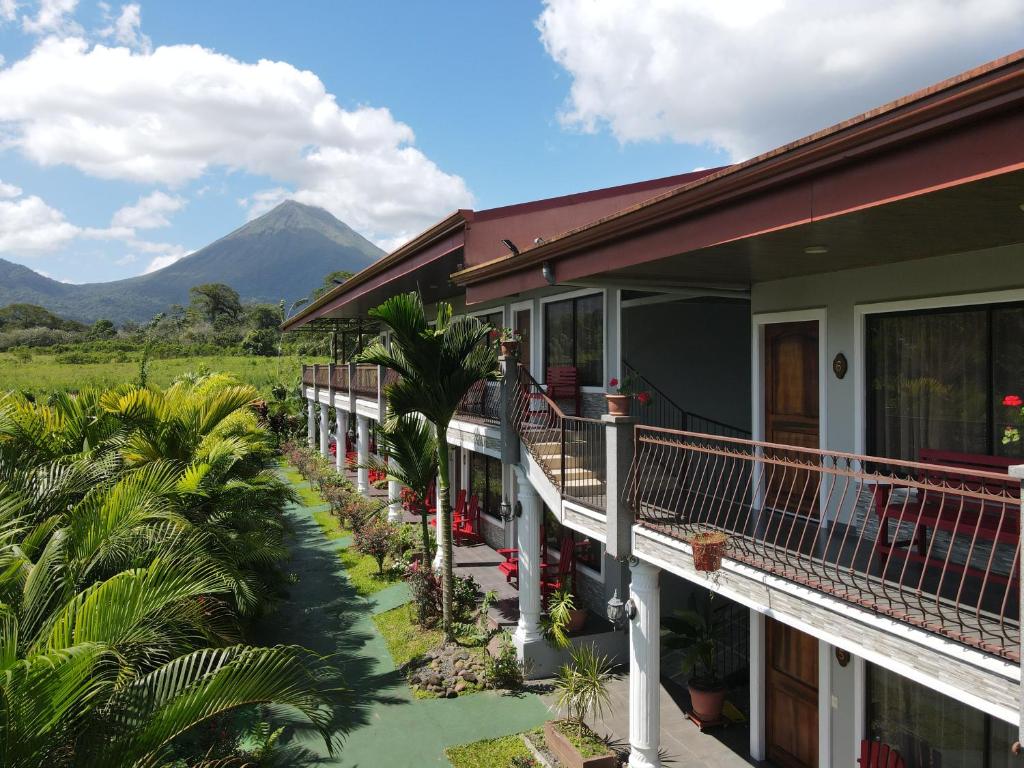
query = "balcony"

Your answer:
(455, 380), (502, 425)
(351, 364), (379, 399)
(630, 426), (1021, 661)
